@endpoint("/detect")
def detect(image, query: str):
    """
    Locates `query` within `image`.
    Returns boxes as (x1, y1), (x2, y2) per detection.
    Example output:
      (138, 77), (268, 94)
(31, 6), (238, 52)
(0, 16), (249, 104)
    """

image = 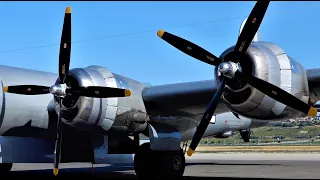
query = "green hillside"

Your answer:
(200, 125), (320, 145)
